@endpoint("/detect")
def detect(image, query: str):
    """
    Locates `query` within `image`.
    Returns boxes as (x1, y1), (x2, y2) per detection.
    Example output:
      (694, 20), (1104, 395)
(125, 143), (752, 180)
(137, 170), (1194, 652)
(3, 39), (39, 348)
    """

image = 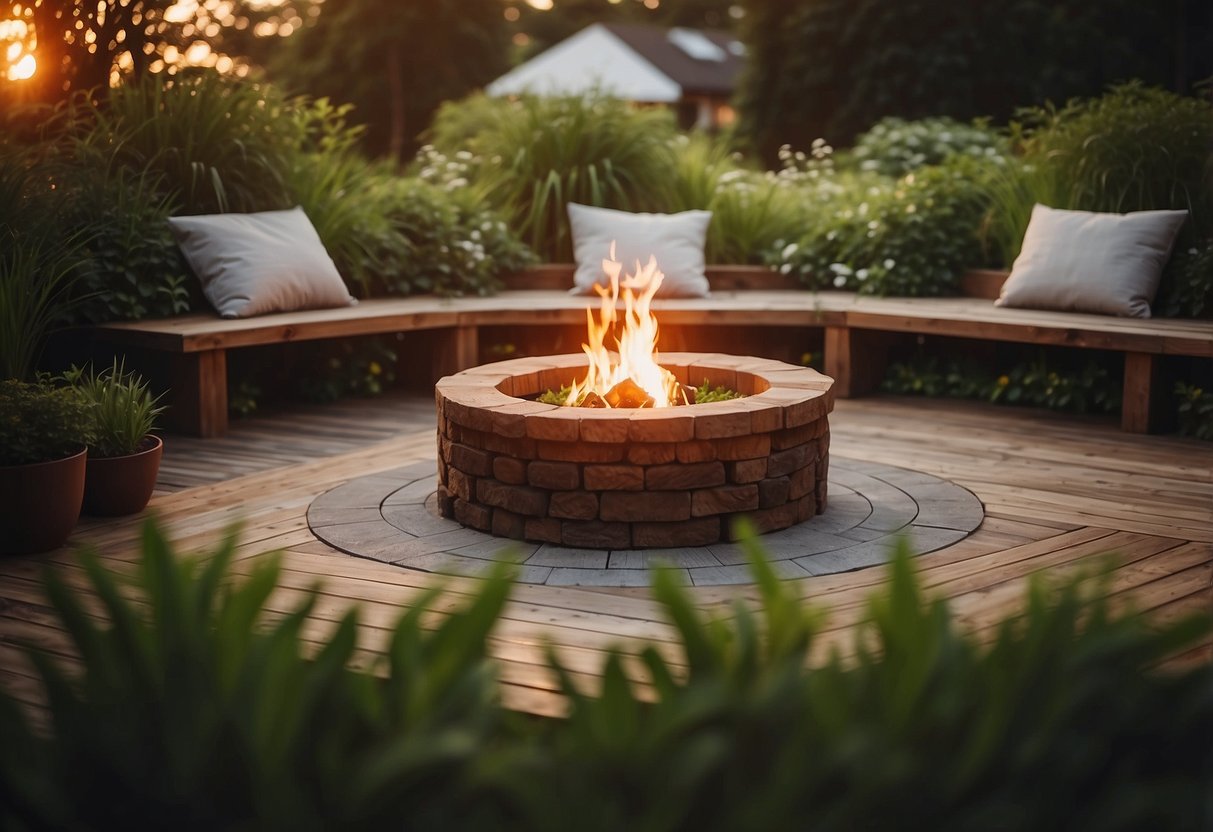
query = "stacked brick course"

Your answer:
(436, 353), (833, 549)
